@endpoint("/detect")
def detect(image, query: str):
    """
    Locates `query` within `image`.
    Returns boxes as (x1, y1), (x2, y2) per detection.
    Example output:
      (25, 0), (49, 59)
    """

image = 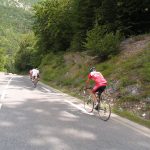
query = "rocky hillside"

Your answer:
(109, 35), (150, 119)
(40, 34), (150, 125)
